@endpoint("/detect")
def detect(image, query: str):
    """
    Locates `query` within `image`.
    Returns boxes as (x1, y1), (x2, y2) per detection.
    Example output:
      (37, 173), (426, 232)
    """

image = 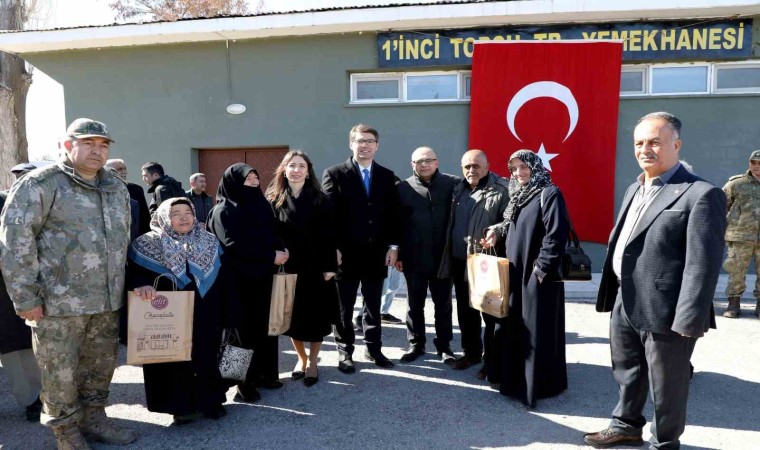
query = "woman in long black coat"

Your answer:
(207, 163), (288, 402)
(129, 197), (238, 425)
(485, 149), (570, 408)
(265, 151), (338, 387)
